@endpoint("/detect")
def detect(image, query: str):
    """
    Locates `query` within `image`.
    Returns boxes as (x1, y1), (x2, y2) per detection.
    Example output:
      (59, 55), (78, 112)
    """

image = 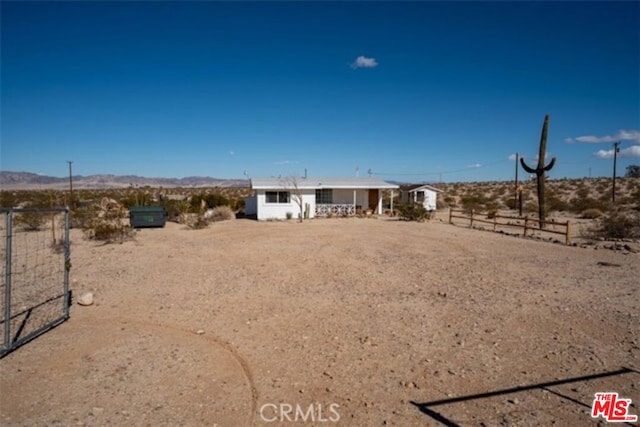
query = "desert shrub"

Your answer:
(443, 196), (457, 208)
(185, 213), (209, 229)
(120, 189), (154, 208)
(231, 197), (245, 211)
(14, 210), (47, 231)
(569, 197), (608, 214)
(581, 208), (604, 219)
(460, 194), (487, 213)
(593, 209), (640, 239)
(575, 186), (590, 200)
(503, 197), (517, 210)
(524, 201), (538, 214)
(632, 186), (640, 206)
(436, 197), (448, 209)
(493, 186), (507, 196)
(0, 191), (17, 208)
(209, 205), (235, 222)
(189, 192), (231, 212)
(397, 202), (428, 221)
(162, 199), (189, 223)
(595, 182), (609, 193)
(547, 195), (570, 213)
(83, 205), (134, 243)
(485, 200), (499, 212)
(69, 207), (92, 229)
